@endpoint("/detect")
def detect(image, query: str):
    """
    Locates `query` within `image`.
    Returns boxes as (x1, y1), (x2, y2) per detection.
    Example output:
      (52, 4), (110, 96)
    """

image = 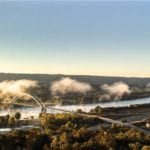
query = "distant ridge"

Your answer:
(0, 73), (150, 86)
